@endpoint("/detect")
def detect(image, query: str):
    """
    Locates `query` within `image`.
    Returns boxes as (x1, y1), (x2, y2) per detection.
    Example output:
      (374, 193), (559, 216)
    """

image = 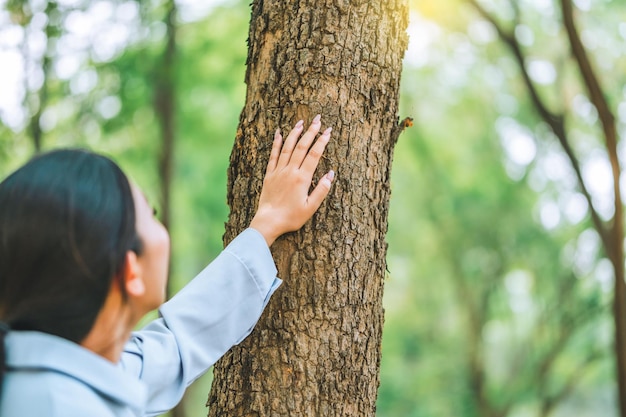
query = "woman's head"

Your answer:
(0, 149), (165, 343)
